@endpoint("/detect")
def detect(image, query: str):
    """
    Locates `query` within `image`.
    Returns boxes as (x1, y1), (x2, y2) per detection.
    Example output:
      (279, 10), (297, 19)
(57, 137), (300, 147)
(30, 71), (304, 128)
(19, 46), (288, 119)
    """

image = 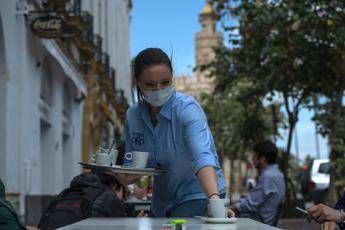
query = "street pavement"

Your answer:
(278, 218), (319, 230)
